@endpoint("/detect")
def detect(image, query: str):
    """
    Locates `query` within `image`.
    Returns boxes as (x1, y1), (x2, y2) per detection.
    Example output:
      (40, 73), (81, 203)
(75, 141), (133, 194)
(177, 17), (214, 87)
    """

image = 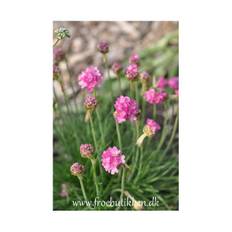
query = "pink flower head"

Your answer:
(78, 66), (103, 93)
(53, 47), (65, 63)
(156, 77), (168, 89)
(129, 53), (140, 65)
(80, 144), (94, 158)
(101, 146), (125, 175)
(144, 88), (167, 104)
(168, 77), (179, 90)
(146, 118), (161, 134)
(112, 62), (122, 75)
(140, 71), (150, 81)
(97, 41), (109, 54)
(84, 95), (97, 110)
(114, 96), (139, 123)
(125, 63), (139, 80)
(70, 162), (85, 176)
